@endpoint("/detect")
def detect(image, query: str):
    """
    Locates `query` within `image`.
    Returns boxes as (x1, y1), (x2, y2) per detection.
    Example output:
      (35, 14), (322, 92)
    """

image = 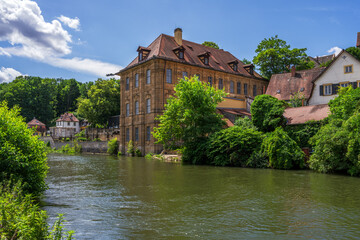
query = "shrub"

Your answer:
(182, 137), (210, 165)
(251, 95), (287, 132)
(75, 130), (85, 137)
(145, 153), (154, 160)
(135, 148), (142, 157)
(0, 102), (48, 195)
(107, 138), (119, 155)
(261, 127), (305, 169)
(77, 137), (88, 142)
(284, 120), (322, 148)
(126, 140), (135, 156)
(207, 126), (263, 167)
(234, 116), (258, 130)
(247, 151), (268, 168)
